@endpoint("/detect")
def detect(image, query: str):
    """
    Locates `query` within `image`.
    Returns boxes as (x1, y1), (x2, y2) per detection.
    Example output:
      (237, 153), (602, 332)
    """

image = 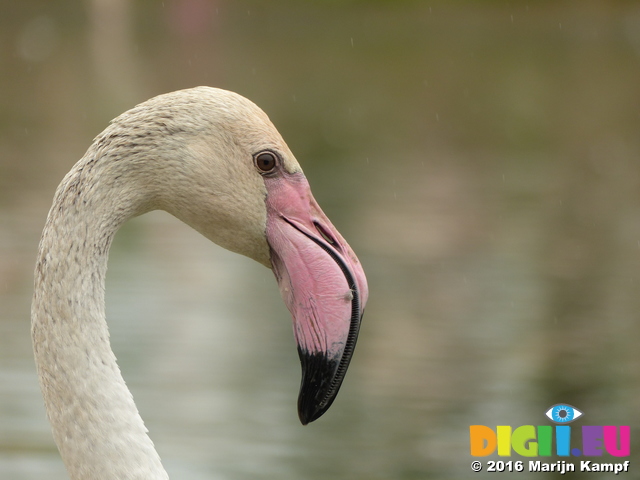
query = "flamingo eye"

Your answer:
(254, 151), (278, 173)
